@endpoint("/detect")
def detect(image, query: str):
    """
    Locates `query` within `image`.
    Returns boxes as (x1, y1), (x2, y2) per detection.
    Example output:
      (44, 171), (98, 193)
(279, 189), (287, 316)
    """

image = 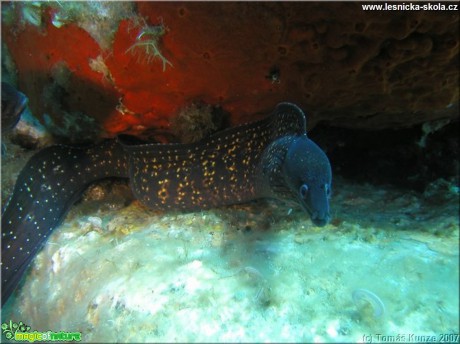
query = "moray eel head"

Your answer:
(284, 135), (332, 226)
